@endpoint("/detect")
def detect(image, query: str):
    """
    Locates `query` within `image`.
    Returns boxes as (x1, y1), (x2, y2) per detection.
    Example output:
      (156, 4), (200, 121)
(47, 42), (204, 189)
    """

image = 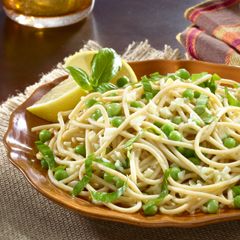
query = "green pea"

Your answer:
(175, 68), (190, 80)
(232, 185), (240, 197)
(117, 76), (129, 87)
(207, 199), (219, 214)
(85, 99), (97, 108)
(91, 109), (102, 120)
(182, 89), (194, 100)
(75, 144), (86, 157)
(54, 169), (68, 181)
(41, 159), (49, 169)
(170, 167), (181, 181)
(39, 129), (51, 143)
(111, 116), (124, 127)
(234, 195), (240, 208)
(189, 157), (201, 165)
(194, 91), (201, 98)
(106, 103), (122, 117)
(130, 101), (142, 108)
(143, 204), (158, 216)
(104, 173), (114, 183)
(223, 137), (237, 148)
(161, 123), (174, 136)
(172, 116), (182, 125)
(168, 130), (182, 141)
